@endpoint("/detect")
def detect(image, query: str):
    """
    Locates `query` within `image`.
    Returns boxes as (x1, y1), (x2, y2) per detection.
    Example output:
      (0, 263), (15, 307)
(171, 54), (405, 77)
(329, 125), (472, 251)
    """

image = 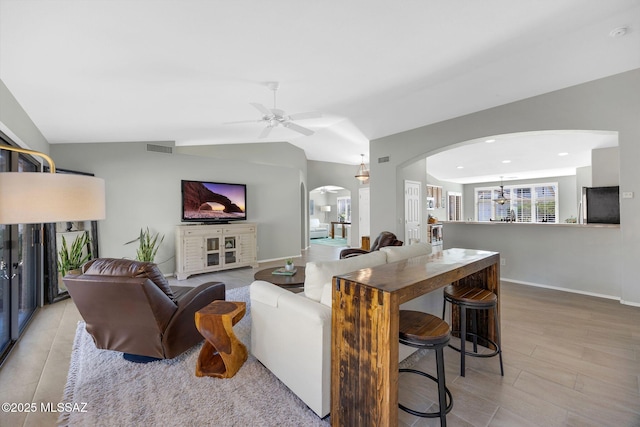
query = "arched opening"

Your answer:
(309, 185), (351, 248)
